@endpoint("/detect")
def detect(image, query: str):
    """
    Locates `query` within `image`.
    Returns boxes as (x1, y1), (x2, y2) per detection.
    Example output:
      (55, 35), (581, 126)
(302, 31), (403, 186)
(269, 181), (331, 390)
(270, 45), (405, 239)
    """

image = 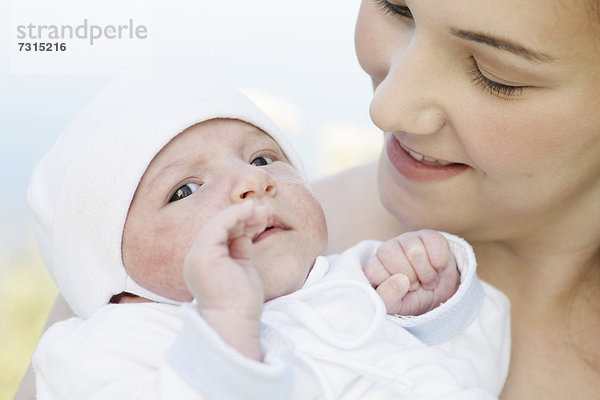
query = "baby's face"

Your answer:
(122, 119), (327, 302)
